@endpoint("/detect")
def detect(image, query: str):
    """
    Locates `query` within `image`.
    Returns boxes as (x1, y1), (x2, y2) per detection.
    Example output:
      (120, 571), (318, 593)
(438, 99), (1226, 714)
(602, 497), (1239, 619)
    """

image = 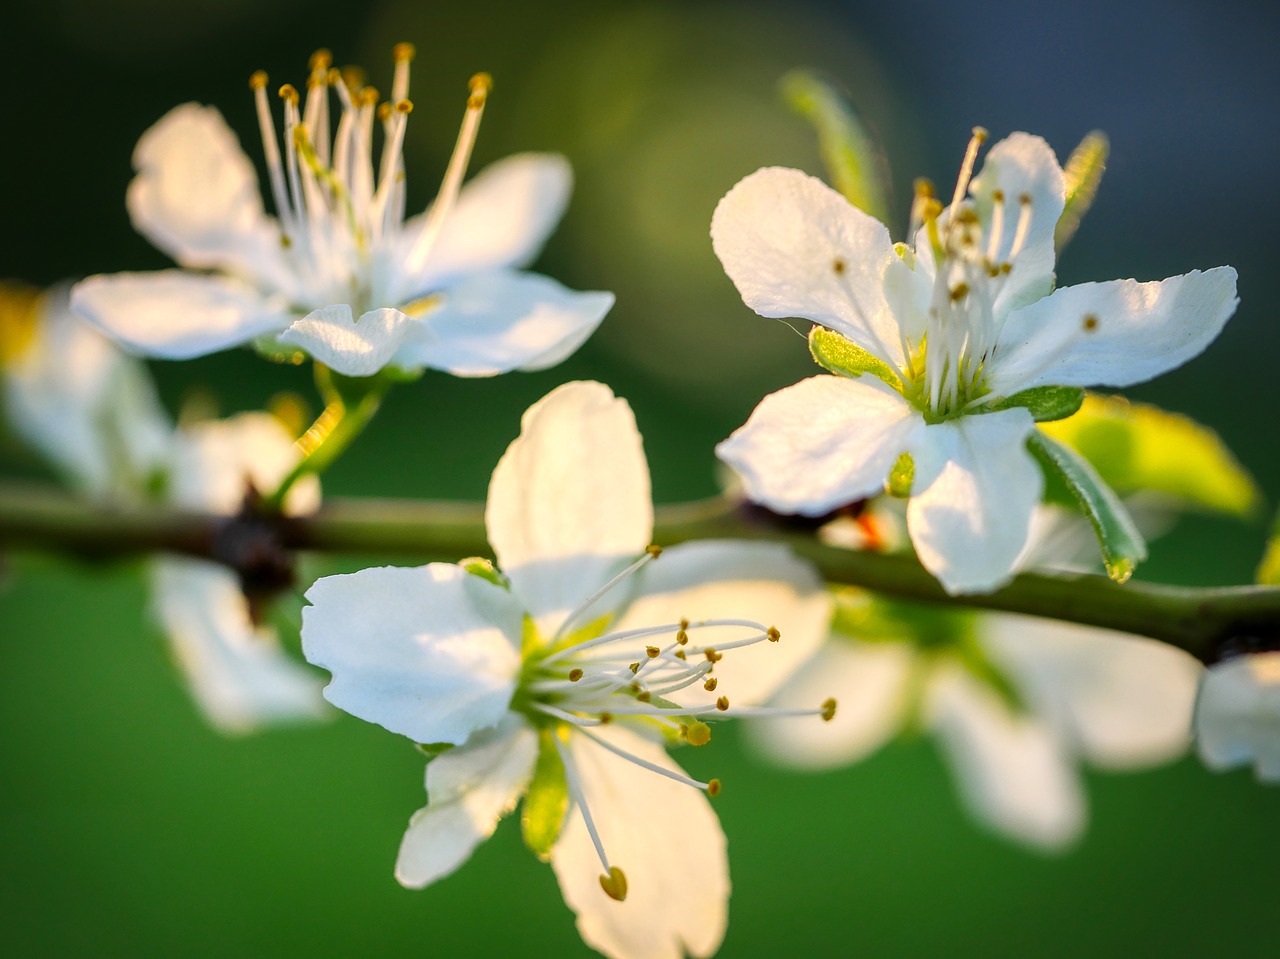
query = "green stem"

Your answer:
(0, 479), (1275, 662)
